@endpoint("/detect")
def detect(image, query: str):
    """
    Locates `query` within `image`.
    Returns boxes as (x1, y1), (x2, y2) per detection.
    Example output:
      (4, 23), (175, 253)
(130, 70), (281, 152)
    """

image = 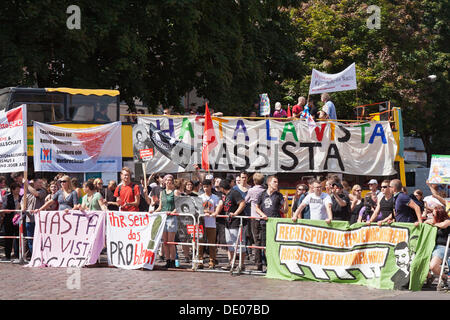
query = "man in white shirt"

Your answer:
(292, 180), (333, 224)
(198, 179), (220, 269)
